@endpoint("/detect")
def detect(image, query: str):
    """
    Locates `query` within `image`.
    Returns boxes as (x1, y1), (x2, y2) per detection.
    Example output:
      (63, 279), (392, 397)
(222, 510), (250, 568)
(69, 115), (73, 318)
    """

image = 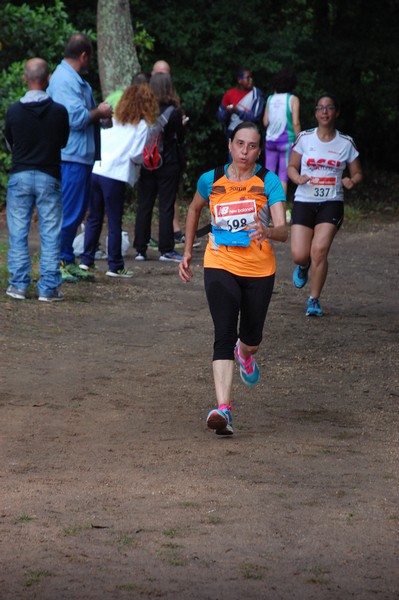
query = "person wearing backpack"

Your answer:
(79, 83), (159, 277)
(133, 72), (185, 262)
